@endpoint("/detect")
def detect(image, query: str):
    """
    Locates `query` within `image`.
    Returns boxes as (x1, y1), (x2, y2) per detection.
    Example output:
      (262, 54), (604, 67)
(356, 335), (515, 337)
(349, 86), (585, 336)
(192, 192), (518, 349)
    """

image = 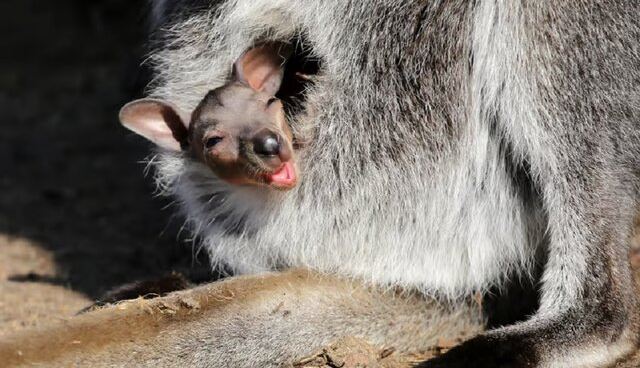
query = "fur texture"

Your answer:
(140, 0), (640, 367)
(150, 0), (545, 298)
(0, 270), (483, 368)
